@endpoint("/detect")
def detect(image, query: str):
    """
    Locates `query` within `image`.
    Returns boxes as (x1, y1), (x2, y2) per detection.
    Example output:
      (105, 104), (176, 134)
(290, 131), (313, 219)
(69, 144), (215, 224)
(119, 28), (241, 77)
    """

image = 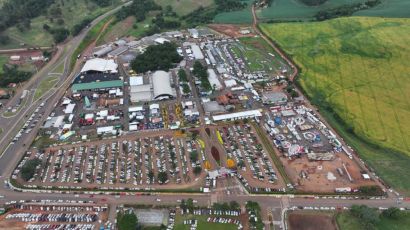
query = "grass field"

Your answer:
(260, 17), (410, 194)
(174, 214), (237, 230)
(154, 0), (214, 16)
(1, 0), (119, 49)
(213, 0), (253, 24)
(0, 55), (7, 74)
(33, 76), (58, 101)
(337, 211), (410, 230)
